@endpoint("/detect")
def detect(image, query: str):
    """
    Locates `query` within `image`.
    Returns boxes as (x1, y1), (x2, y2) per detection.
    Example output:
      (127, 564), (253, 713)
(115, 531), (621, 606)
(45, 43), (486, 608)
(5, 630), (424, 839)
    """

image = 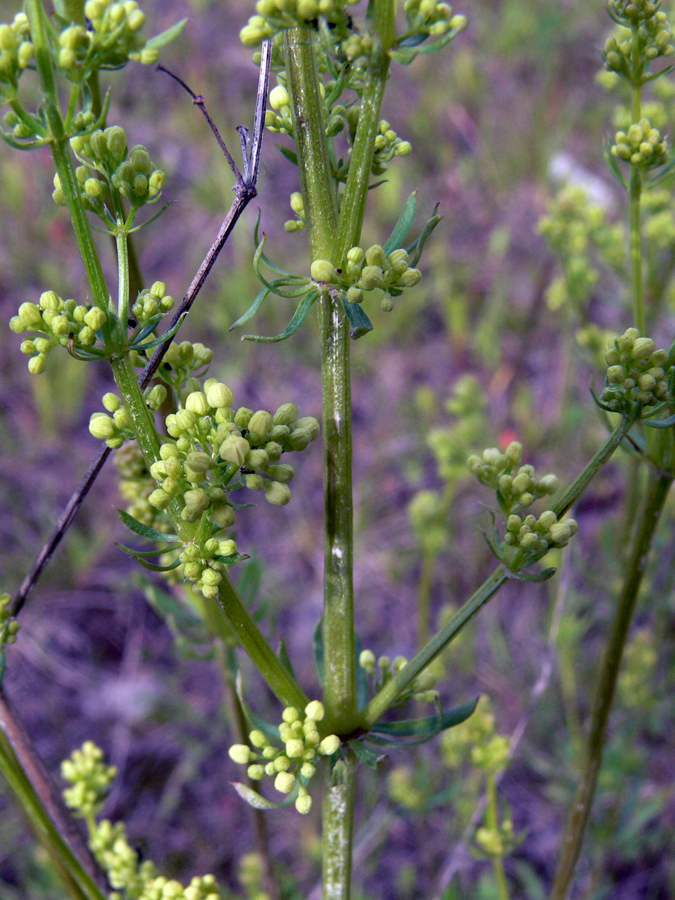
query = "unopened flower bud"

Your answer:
(319, 734), (340, 755)
(84, 307), (107, 330)
(305, 700), (324, 721)
(89, 413), (116, 439)
(274, 771), (296, 794)
(263, 481), (291, 505)
(204, 381), (233, 409)
(311, 259), (338, 283)
(248, 410), (273, 443)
